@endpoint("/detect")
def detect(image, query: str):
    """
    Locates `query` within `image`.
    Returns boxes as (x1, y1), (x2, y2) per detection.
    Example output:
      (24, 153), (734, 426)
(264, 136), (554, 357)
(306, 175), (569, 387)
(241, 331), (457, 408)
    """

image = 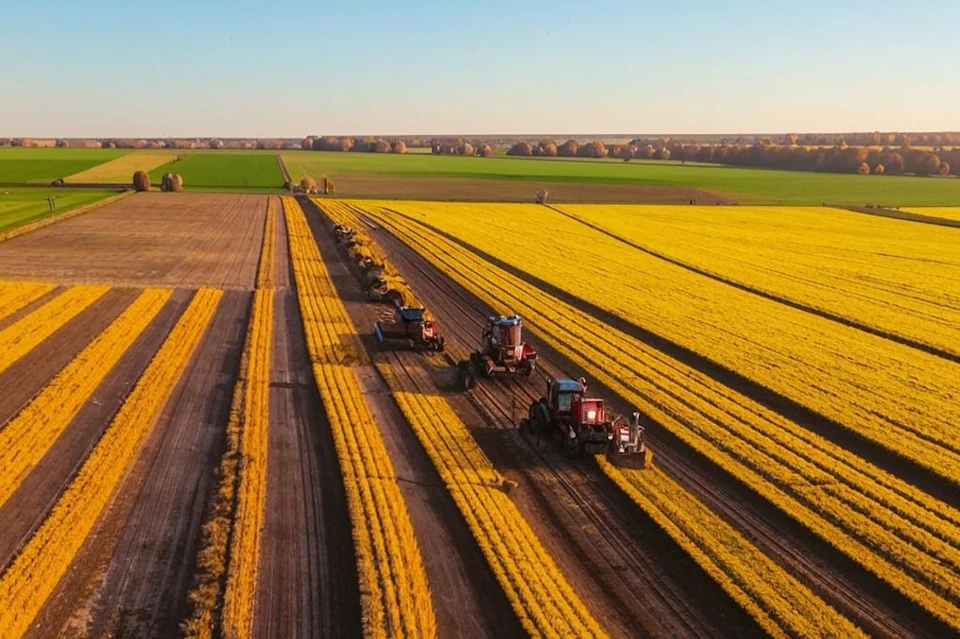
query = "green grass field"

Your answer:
(0, 187), (116, 232)
(149, 152), (284, 189)
(282, 150), (960, 205)
(0, 148), (129, 184)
